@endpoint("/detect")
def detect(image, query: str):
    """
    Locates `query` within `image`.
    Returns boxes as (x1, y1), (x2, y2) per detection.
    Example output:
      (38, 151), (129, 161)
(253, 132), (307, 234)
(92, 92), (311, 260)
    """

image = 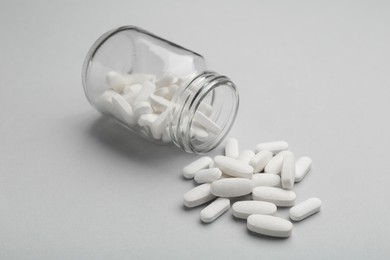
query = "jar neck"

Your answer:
(169, 71), (239, 153)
